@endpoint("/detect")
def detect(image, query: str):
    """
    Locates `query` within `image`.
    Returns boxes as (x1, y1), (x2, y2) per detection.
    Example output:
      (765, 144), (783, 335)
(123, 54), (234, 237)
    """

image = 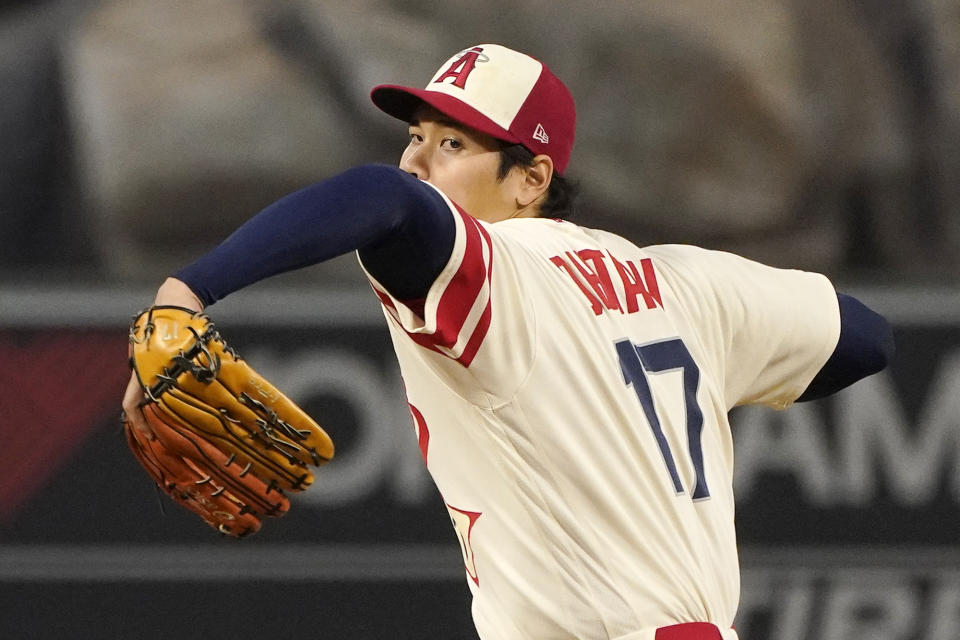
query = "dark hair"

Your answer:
(497, 144), (579, 220)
